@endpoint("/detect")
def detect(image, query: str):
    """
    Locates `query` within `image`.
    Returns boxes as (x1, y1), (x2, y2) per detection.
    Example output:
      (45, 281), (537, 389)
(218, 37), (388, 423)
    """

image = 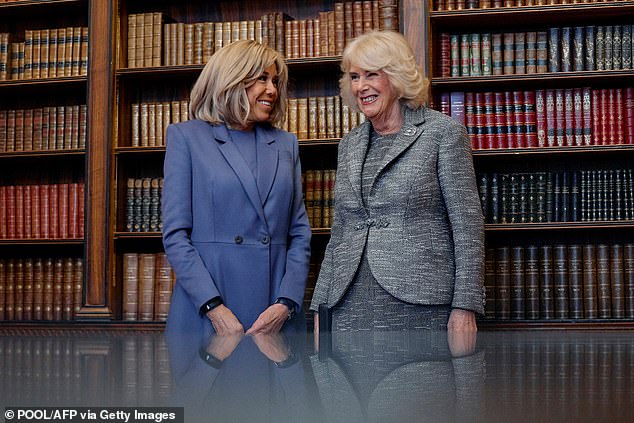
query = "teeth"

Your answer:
(361, 95), (377, 104)
(258, 100), (272, 106)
